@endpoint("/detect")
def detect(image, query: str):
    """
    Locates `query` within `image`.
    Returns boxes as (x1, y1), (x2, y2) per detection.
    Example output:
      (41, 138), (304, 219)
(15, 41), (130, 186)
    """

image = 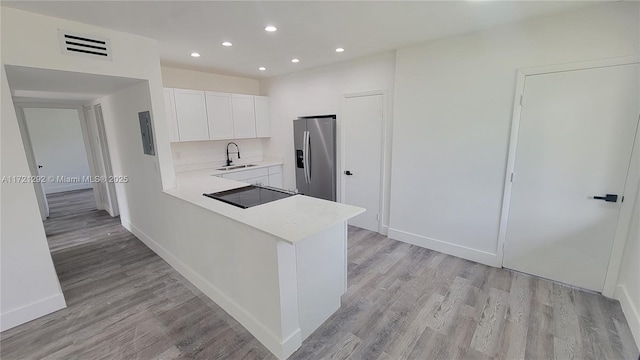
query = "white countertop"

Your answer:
(163, 163), (365, 244)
